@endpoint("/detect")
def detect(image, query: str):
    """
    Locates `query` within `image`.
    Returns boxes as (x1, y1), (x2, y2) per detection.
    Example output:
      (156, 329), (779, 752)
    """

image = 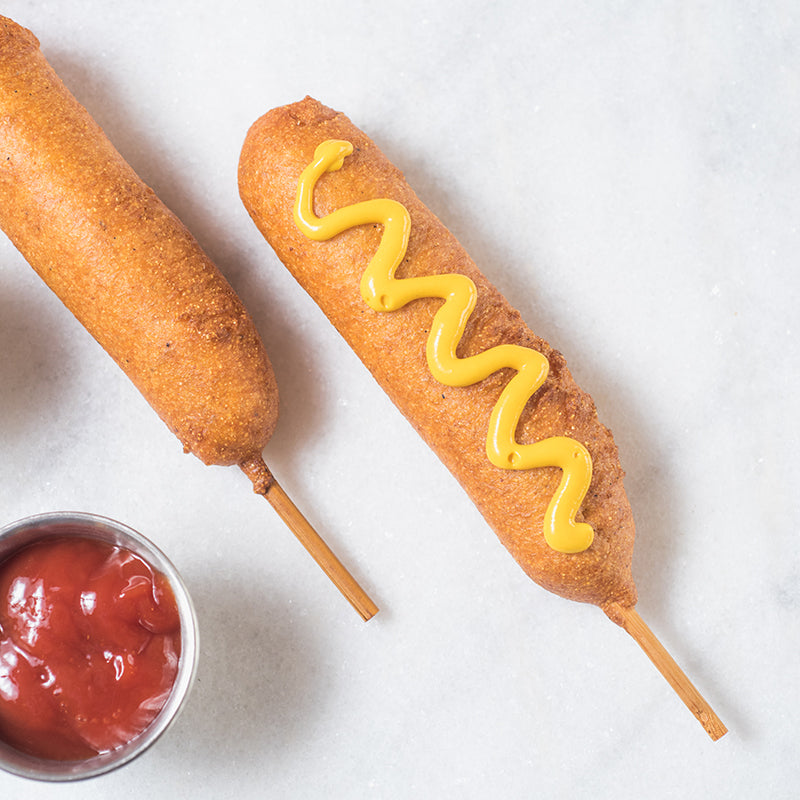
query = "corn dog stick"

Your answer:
(608, 604), (727, 740)
(241, 457), (378, 620)
(0, 17), (376, 619)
